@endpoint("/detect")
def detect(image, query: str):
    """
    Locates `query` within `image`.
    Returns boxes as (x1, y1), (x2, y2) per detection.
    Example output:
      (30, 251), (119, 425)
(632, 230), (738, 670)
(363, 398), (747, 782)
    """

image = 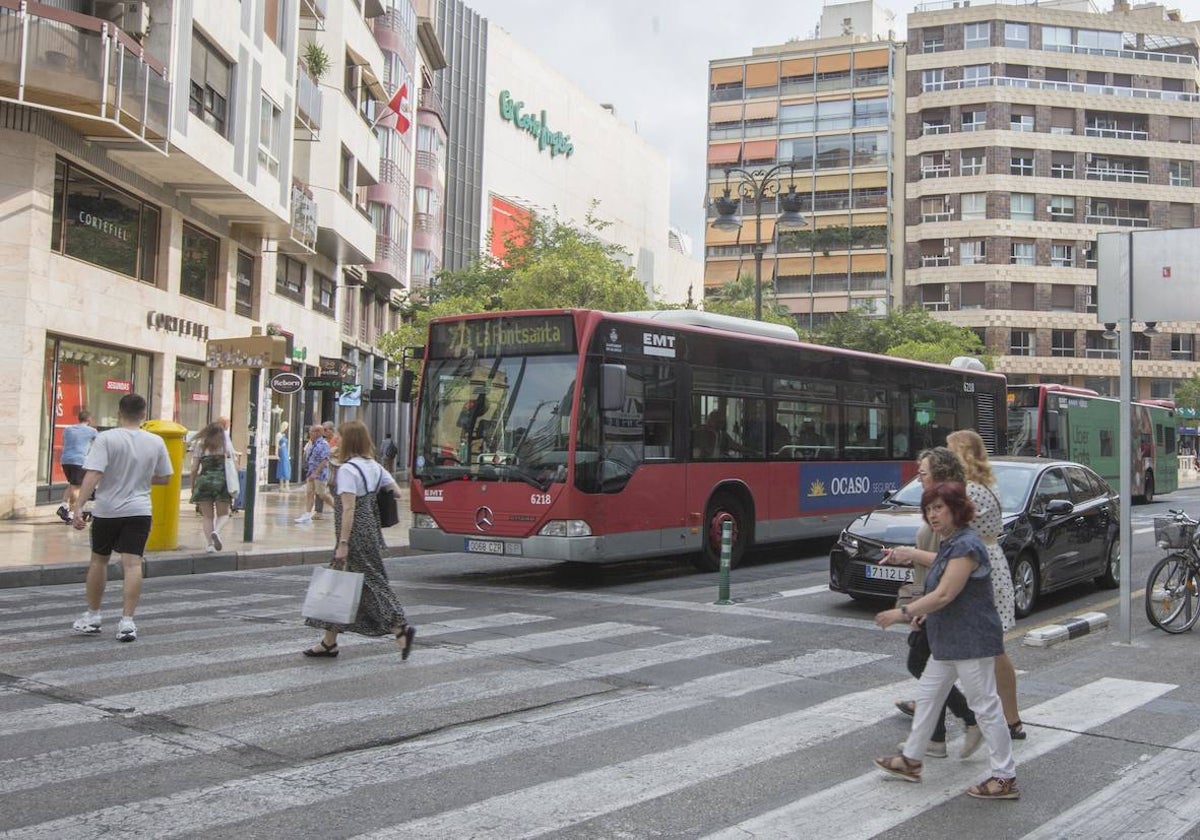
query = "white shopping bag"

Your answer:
(302, 566), (364, 624)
